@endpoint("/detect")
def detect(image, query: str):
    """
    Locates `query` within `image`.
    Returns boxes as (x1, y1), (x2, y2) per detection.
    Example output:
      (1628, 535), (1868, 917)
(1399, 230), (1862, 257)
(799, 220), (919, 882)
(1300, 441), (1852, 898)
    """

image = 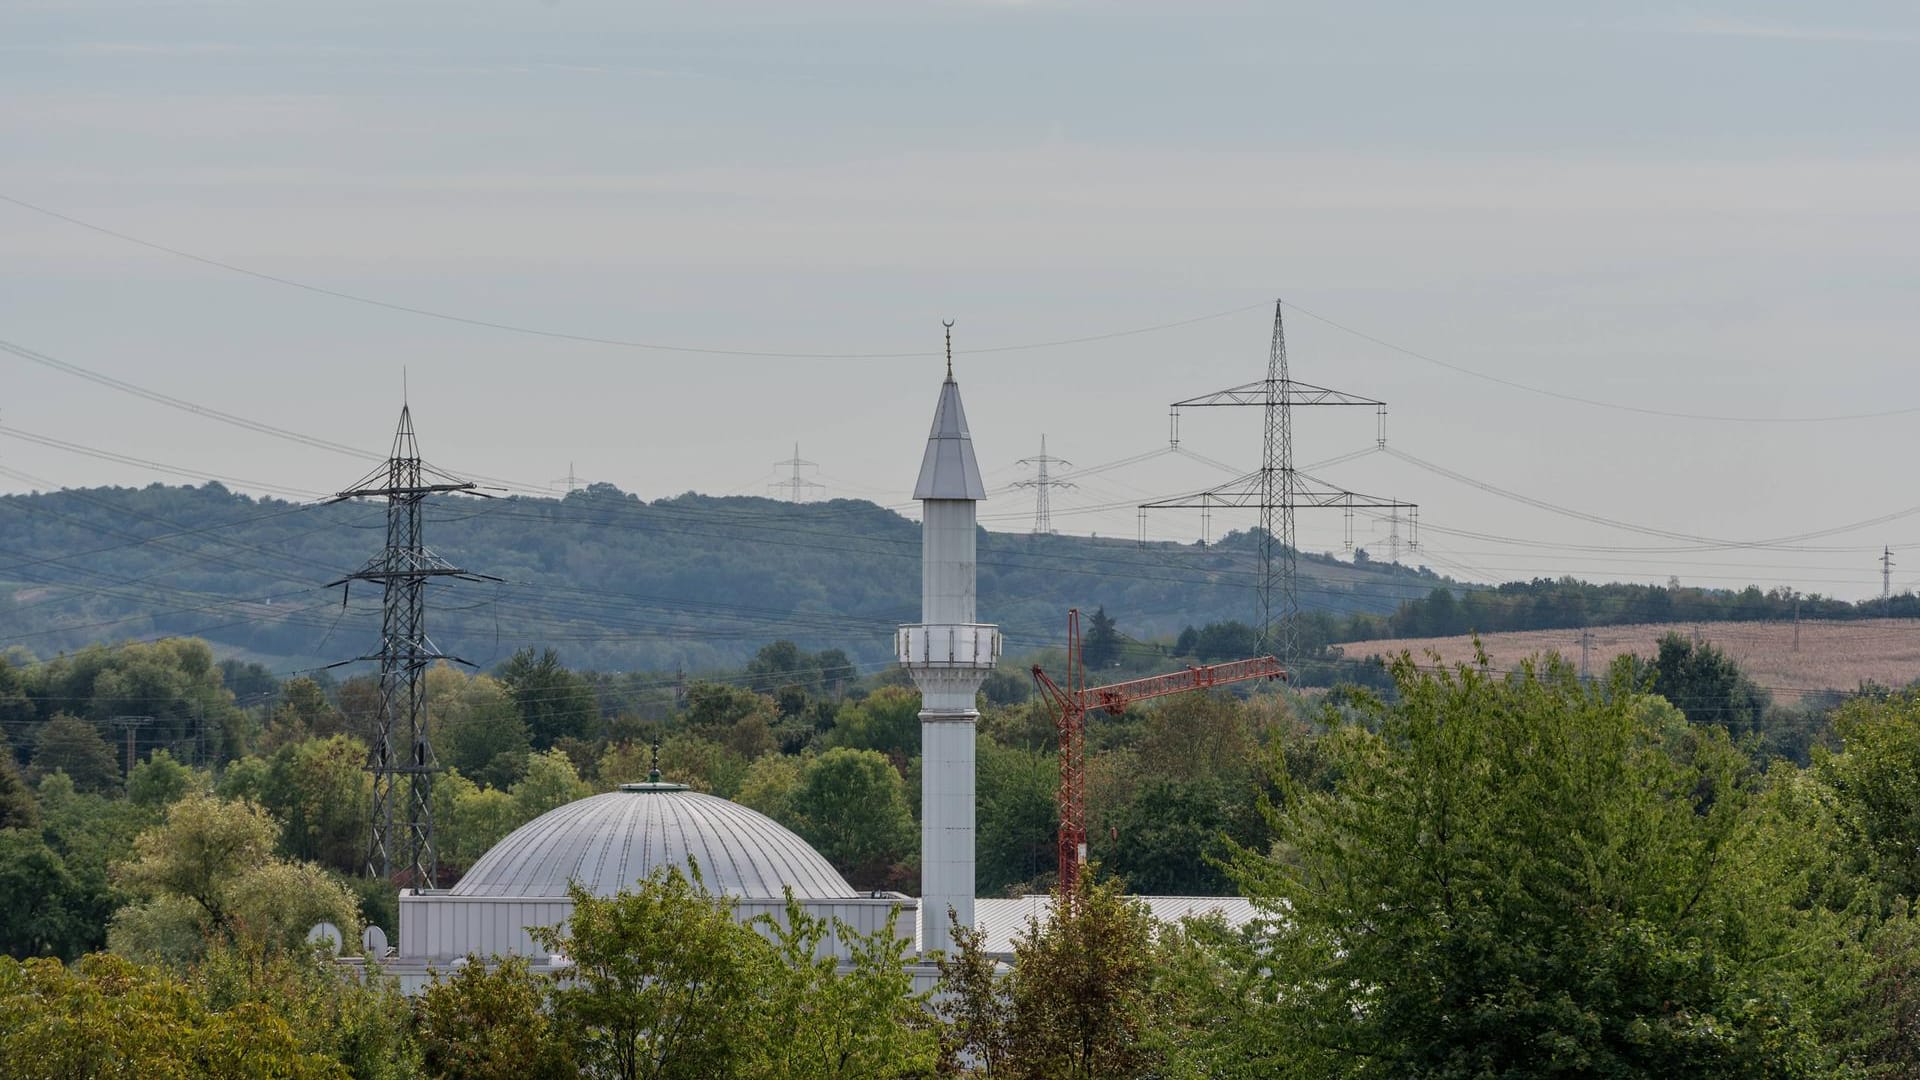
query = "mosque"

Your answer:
(367, 356), (1253, 992)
